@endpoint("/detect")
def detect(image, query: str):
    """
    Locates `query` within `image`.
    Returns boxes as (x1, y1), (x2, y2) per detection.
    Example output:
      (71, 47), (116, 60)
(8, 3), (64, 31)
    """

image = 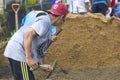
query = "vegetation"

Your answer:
(27, 0), (37, 5)
(0, 0), (51, 46)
